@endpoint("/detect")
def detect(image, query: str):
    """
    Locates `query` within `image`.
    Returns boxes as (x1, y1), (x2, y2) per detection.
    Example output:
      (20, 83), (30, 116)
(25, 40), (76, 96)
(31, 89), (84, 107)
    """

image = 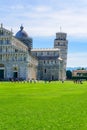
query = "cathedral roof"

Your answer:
(15, 25), (29, 39)
(32, 48), (60, 52)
